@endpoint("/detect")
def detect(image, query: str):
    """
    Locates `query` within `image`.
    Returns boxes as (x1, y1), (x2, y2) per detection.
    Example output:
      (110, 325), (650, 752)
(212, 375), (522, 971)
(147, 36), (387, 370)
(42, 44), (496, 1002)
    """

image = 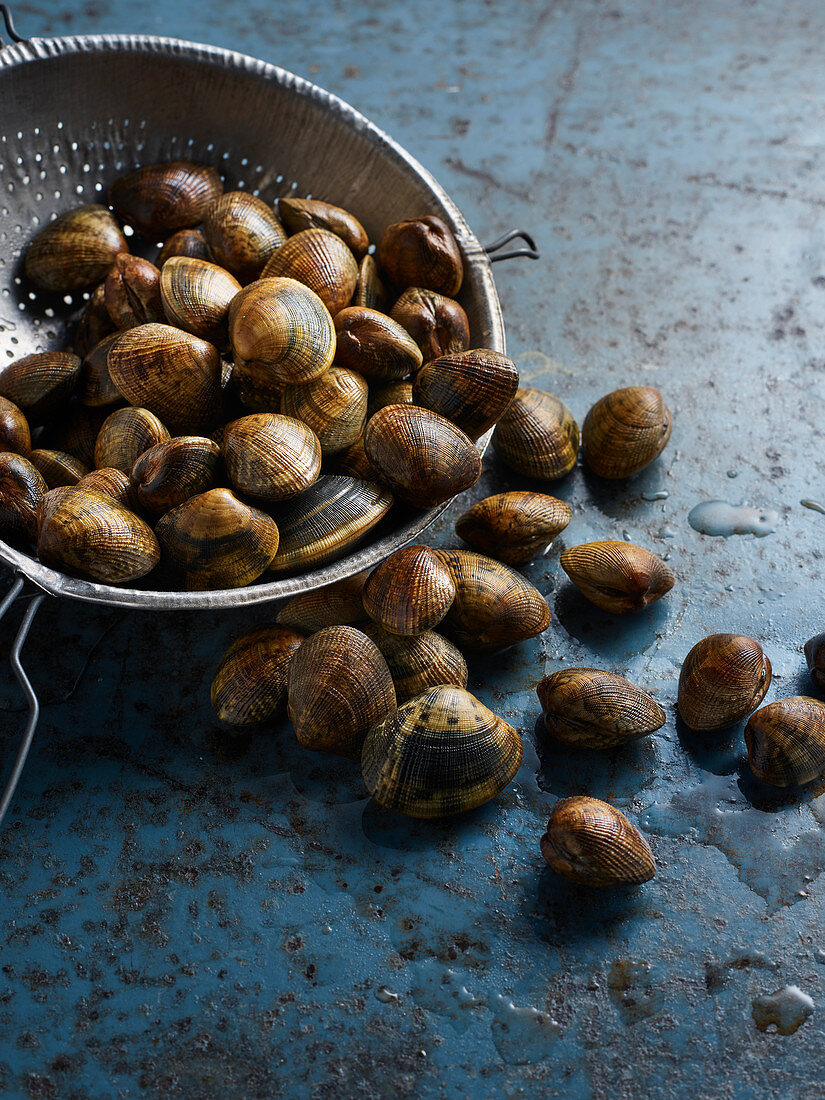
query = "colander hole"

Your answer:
(15, 132), (22, 140)
(10, 336), (17, 345)
(237, 180), (245, 189)
(241, 157), (249, 167)
(71, 141), (79, 151)
(94, 183), (103, 192)
(276, 174), (284, 183)
(33, 127), (40, 136)
(44, 308), (54, 318)
(206, 143), (215, 152)
(107, 117), (114, 126)
(1, 289), (8, 298)
(59, 165), (67, 175)
(52, 145), (60, 154)
(62, 296), (73, 306)
(13, 277), (20, 286)
(16, 303), (24, 312)
(14, 156), (22, 166)
(82, 163), (91, 173)
(34, 153), (42, 164)
(57, 122), (63, 129)
(21, 175), (30, 186)
(27, 292), (36, 301)
(75, 185), (84, 195)
(53, 191), (61, 199)
(5, 351), (12, 358)
(123, 225), (134, 237)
